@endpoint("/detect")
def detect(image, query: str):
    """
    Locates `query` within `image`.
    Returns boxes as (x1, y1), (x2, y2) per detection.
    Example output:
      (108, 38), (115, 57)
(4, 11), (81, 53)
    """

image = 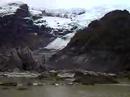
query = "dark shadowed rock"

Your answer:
(0, 2), (48, 71)
(0, 81), (17, 86)
(74, 70), (118, 85)
(49, 10), (130, 73)
(17, 47), (36, 70)
(15, 4), (30, 18)
(0, 2), (36, 47)
(0, 47), (45, 71)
